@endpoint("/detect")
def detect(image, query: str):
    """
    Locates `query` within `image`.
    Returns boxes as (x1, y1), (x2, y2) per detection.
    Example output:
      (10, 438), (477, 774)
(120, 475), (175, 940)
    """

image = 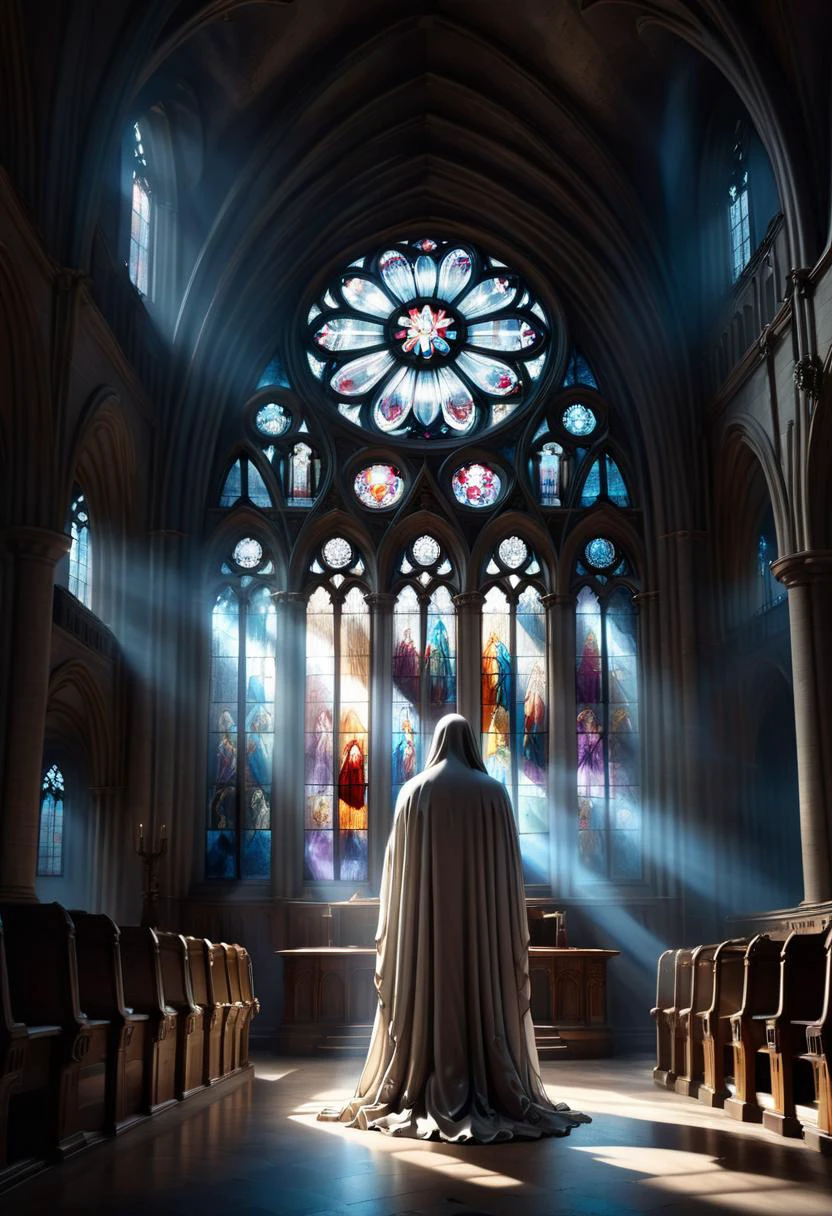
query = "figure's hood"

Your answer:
(424, 713), (487, 773)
